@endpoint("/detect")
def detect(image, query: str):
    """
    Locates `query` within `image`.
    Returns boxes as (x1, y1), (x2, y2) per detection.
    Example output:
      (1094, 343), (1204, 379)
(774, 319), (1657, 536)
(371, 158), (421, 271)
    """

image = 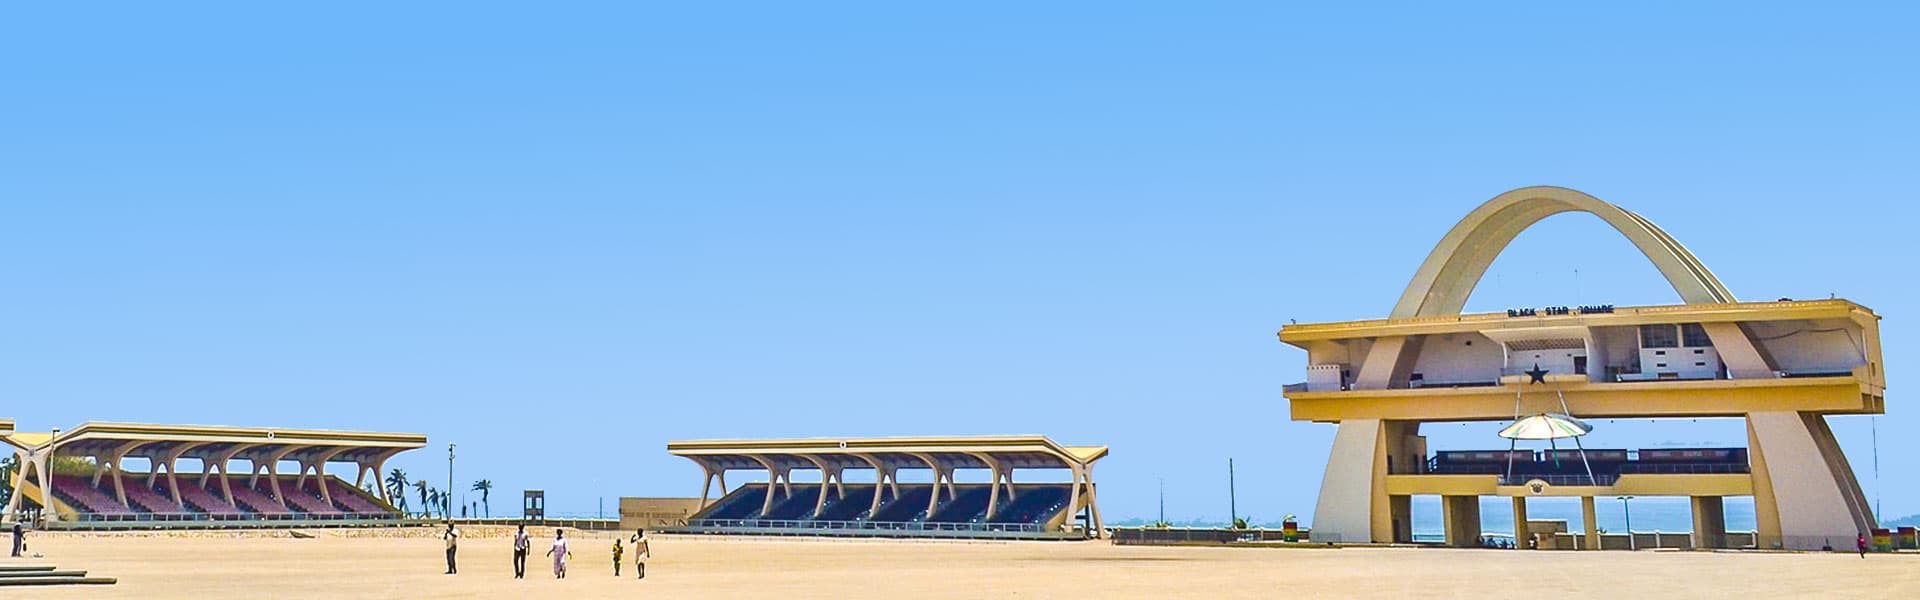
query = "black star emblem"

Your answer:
(1525, 363), (1549, 384)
